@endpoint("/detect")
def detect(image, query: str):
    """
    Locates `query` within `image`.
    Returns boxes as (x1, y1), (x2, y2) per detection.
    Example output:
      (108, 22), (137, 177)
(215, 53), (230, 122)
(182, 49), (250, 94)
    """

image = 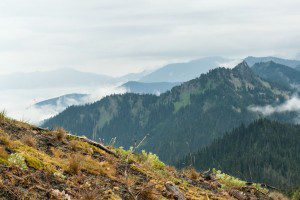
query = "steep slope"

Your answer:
(139, 57), (232, 82)
(252, 61), (300, 87)
(43, 62), (293, 164)
(0, 113), (275, 199)
(178, 119), (300, 190)
(245, 56), (300, 68)
(120, 81), (180, 95)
